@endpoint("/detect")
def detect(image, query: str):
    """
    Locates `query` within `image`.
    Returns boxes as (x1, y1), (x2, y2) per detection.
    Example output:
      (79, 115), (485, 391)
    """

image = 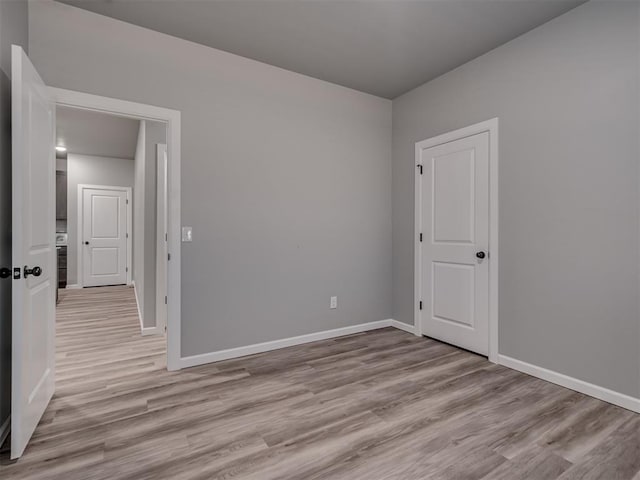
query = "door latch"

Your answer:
(24, 266), (42, 278)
